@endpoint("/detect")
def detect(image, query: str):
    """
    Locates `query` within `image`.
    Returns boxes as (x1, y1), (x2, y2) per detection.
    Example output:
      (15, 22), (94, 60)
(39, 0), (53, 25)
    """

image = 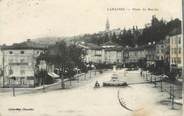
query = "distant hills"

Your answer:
(32, 36), (65, 46)
(31, 35), (87, 46)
